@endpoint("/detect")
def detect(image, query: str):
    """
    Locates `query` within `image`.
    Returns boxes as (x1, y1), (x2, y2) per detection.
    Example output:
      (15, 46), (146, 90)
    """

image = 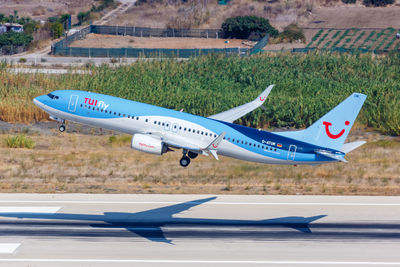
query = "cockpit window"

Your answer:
(47, 93), (59, 99)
